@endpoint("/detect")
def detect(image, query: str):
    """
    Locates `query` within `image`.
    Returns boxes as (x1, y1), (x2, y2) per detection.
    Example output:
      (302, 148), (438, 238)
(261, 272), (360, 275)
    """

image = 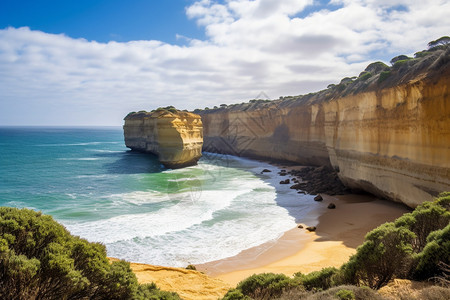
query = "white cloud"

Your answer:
(0, 0), (449, 125)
